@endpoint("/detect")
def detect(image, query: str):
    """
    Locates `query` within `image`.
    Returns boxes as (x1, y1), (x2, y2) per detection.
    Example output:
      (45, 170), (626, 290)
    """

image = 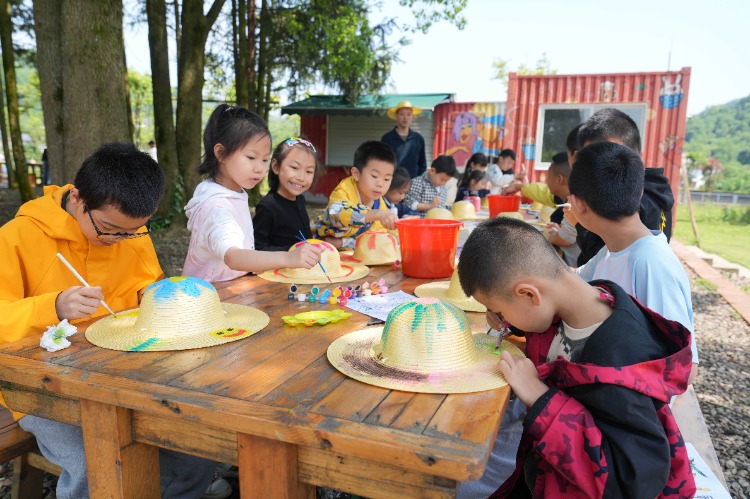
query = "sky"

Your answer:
(124, 0), (750, 117)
